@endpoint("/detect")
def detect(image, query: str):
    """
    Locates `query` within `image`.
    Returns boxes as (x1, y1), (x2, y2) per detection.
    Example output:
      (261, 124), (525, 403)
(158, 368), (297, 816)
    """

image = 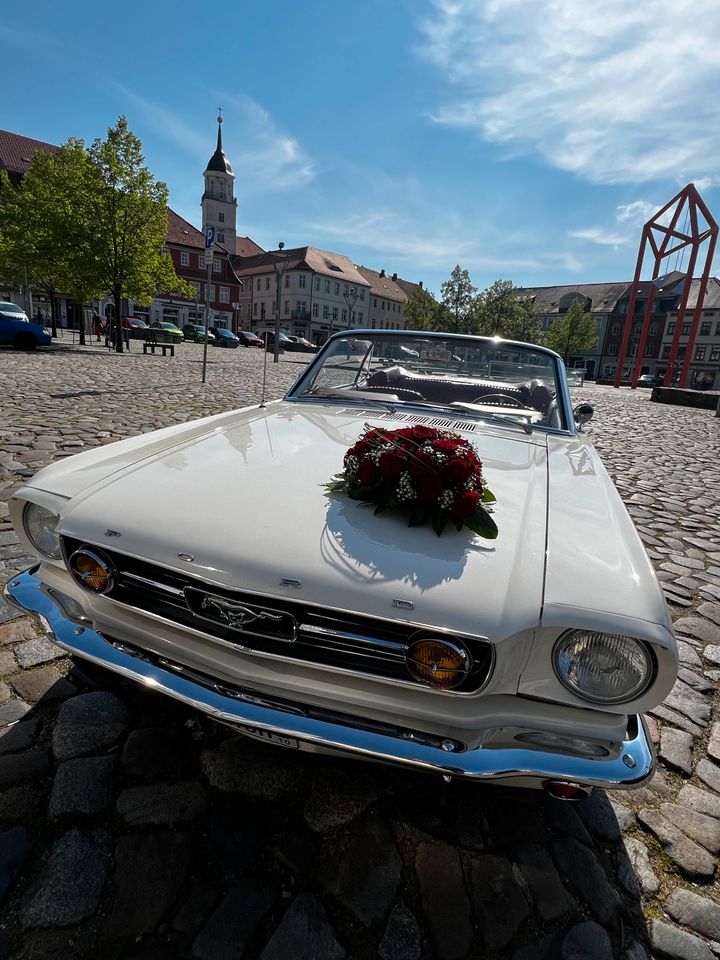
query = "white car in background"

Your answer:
(5, 330), (677, 796)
